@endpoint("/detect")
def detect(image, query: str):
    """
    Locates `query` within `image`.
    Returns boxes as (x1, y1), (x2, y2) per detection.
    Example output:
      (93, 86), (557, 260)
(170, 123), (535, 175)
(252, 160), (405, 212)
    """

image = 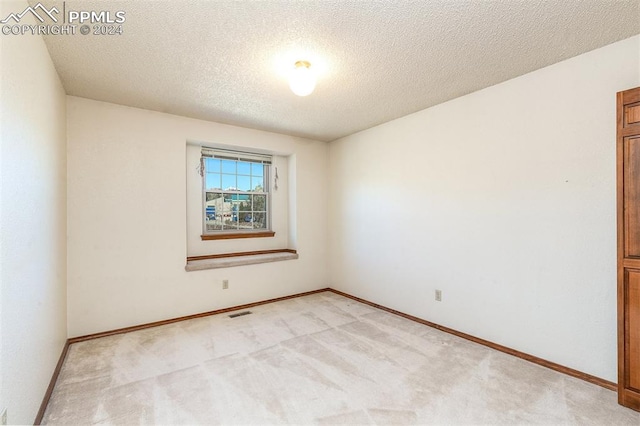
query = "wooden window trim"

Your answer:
(201, 231), (275, 240)
(187, 248), (296, 262)
(185, 249), (298, 271)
